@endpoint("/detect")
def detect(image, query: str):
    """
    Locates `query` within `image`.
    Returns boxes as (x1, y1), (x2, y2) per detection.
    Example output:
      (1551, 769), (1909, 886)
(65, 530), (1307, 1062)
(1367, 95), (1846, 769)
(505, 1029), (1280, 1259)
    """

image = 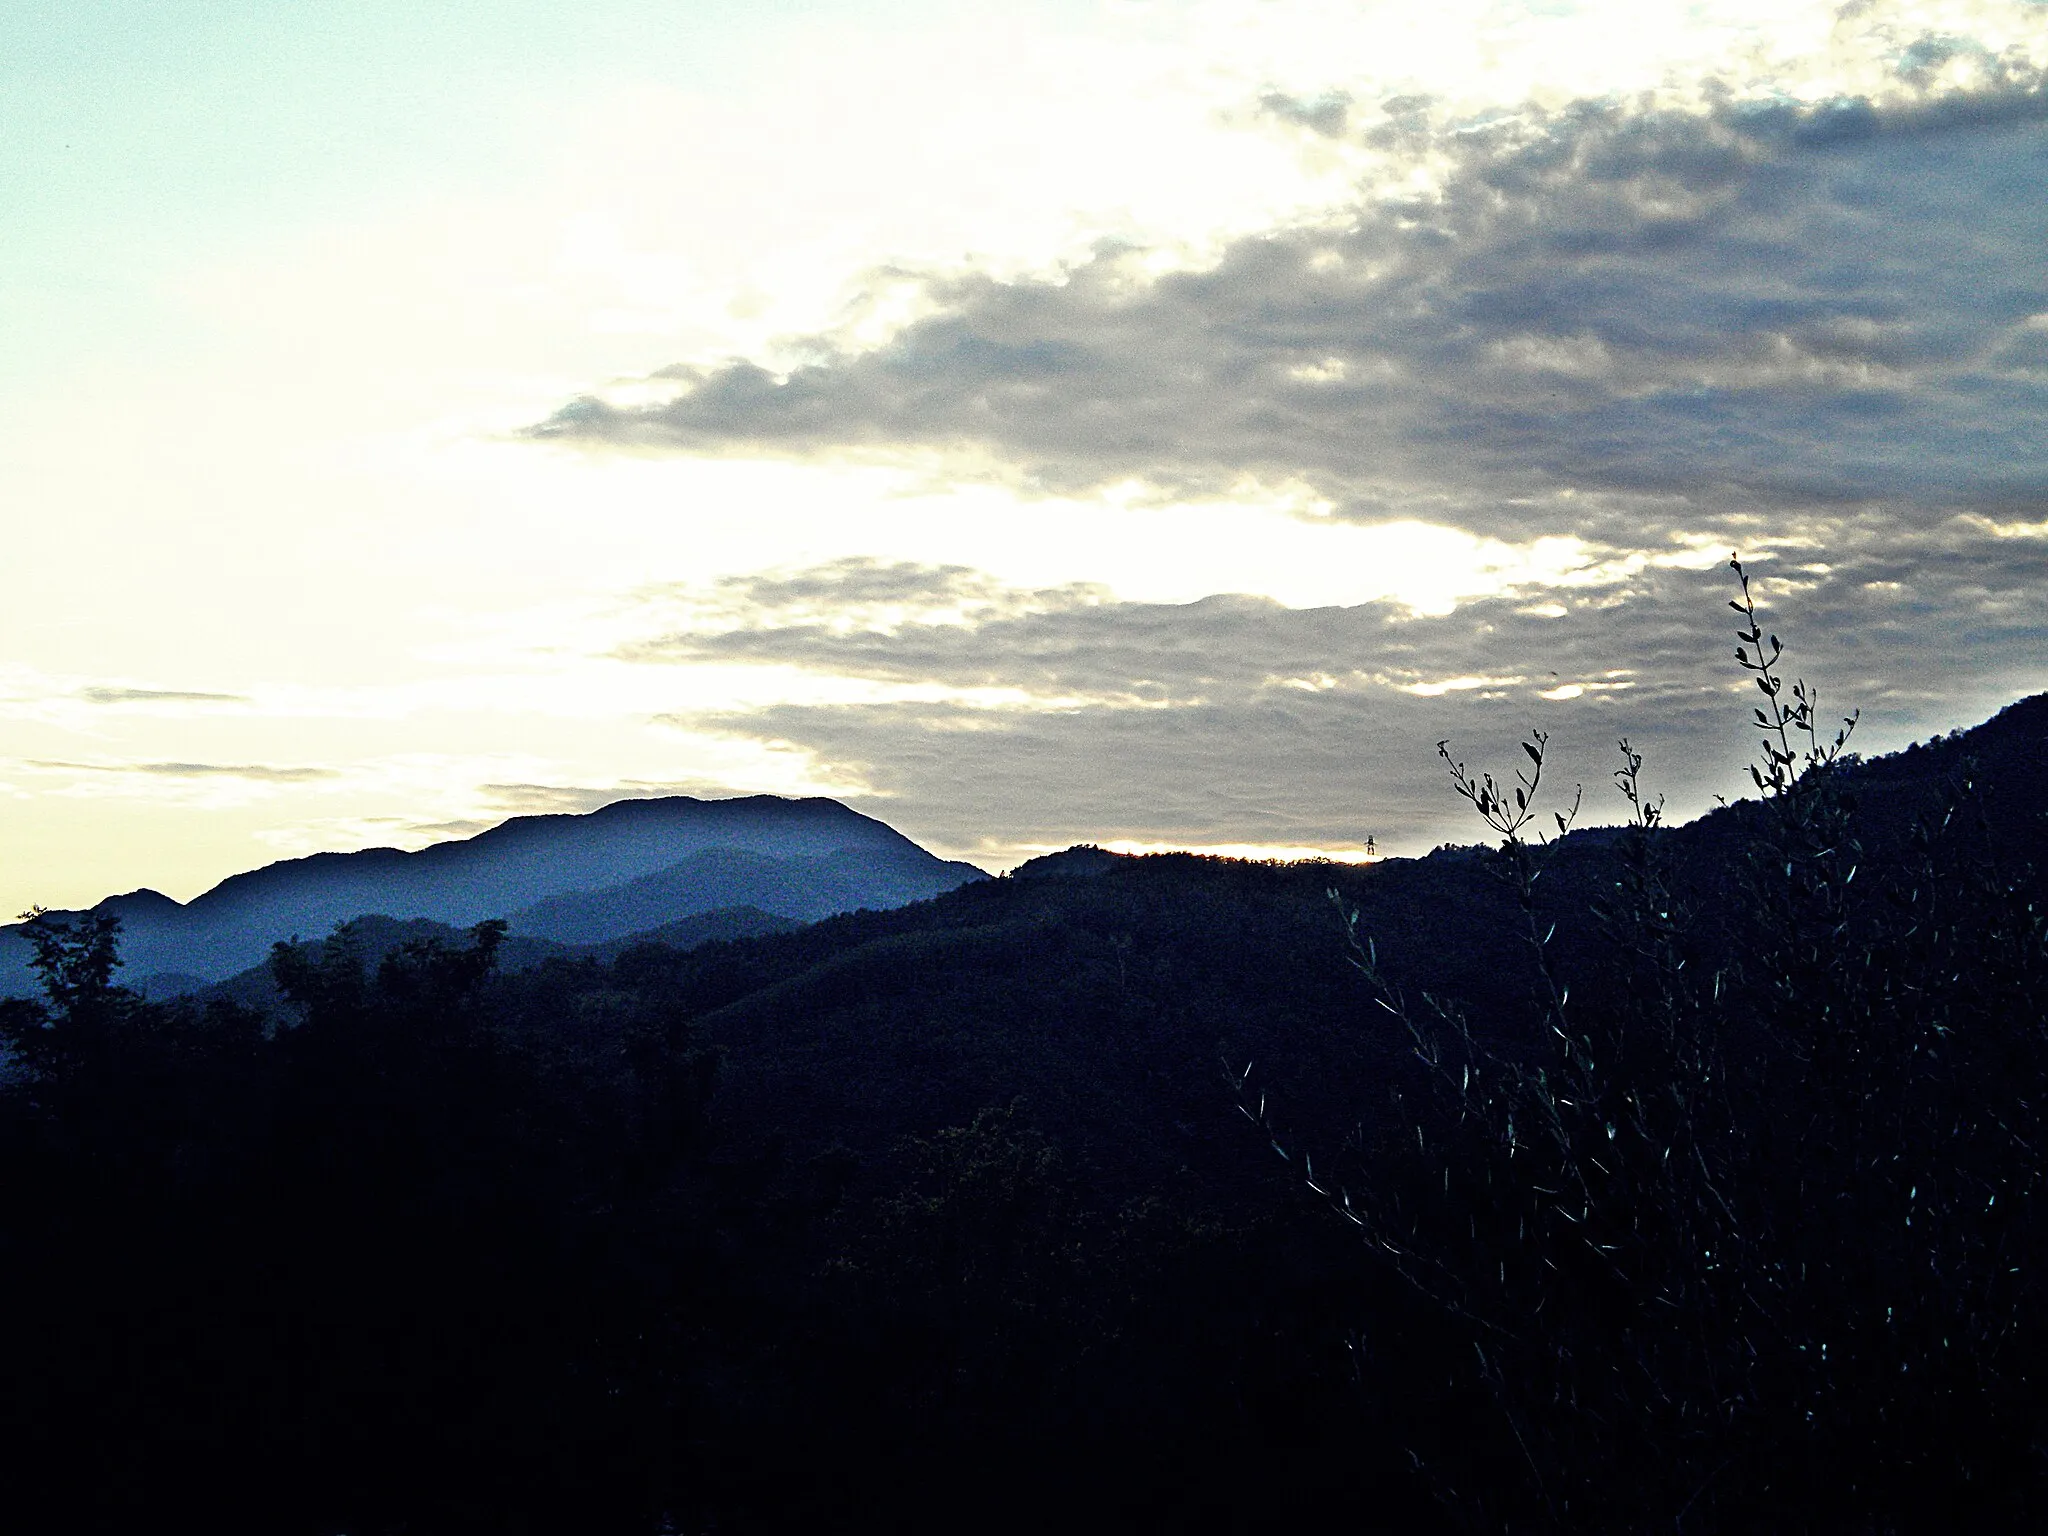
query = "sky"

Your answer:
(4, 0), (2046, 913)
